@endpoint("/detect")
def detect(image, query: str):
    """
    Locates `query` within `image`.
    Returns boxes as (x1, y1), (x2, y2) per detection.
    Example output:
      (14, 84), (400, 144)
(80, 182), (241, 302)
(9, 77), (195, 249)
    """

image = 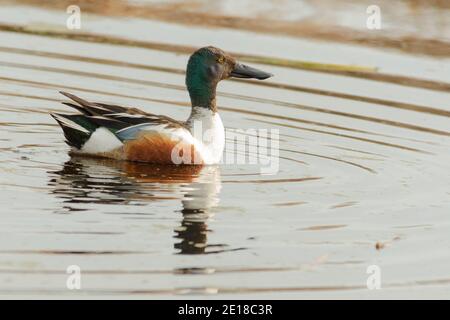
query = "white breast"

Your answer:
(186, 107), (225, 164)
